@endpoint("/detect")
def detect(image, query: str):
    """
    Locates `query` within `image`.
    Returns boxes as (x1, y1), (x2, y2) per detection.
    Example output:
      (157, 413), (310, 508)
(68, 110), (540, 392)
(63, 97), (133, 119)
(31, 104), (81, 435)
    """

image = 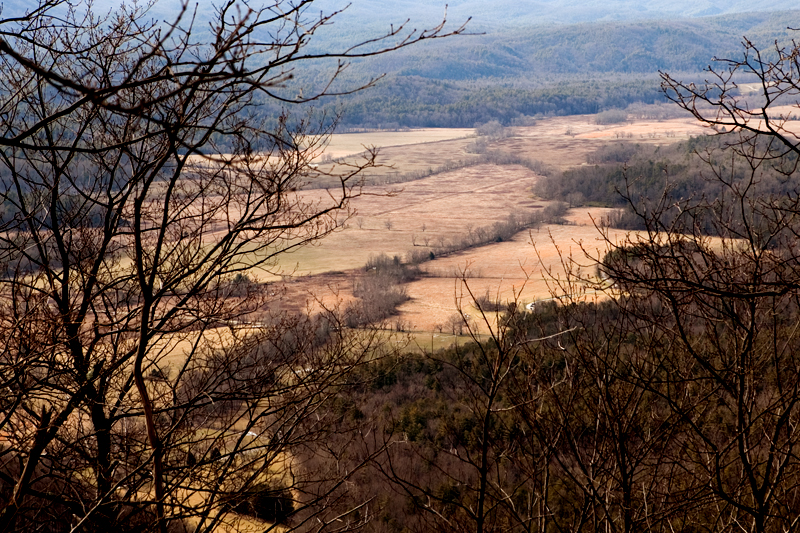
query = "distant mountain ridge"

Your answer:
(312, 0), (800, 31)
(319, 9), (800, 84)
(0, 1), (796, 30)
(291, 8), (800, 127)
(1, 1), (798, 127)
